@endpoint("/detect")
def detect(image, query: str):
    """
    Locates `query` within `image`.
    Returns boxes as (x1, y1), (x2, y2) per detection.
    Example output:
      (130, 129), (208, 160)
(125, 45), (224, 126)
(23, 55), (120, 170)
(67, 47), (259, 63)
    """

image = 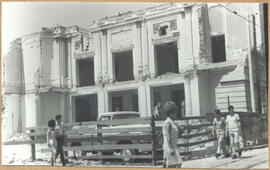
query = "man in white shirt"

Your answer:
(226, 105), (242, 159)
